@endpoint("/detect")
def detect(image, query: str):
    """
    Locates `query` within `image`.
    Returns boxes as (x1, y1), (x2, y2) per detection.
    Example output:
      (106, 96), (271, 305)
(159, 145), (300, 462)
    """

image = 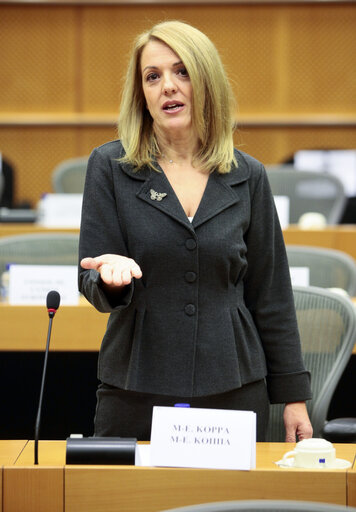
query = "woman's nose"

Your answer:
(163, 74), (177, 95)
